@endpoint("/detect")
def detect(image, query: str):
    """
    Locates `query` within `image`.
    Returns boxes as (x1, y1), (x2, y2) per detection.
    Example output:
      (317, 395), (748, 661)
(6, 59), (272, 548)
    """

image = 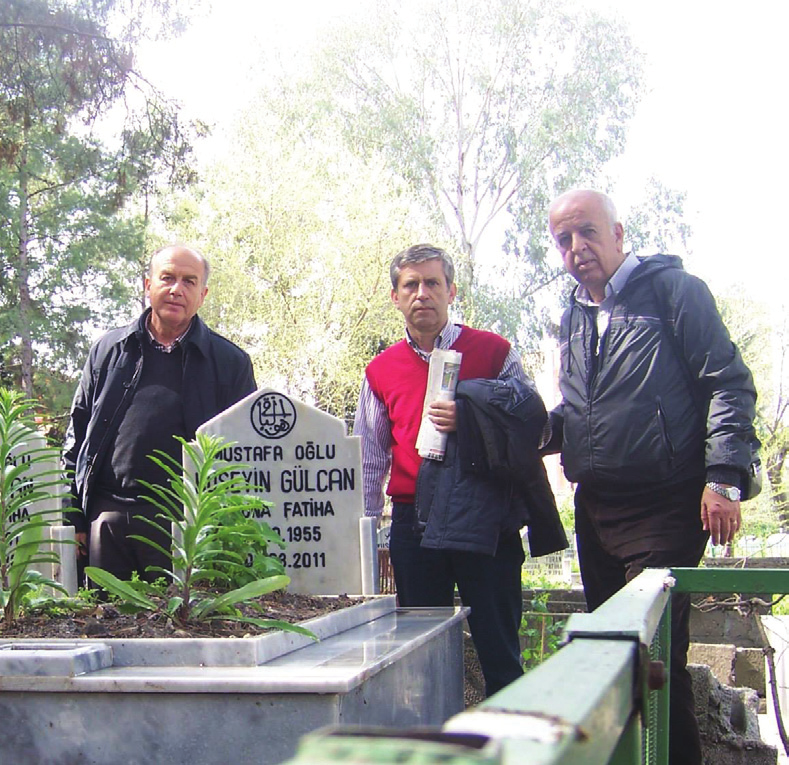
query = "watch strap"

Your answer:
(706, 481), (741, 502)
